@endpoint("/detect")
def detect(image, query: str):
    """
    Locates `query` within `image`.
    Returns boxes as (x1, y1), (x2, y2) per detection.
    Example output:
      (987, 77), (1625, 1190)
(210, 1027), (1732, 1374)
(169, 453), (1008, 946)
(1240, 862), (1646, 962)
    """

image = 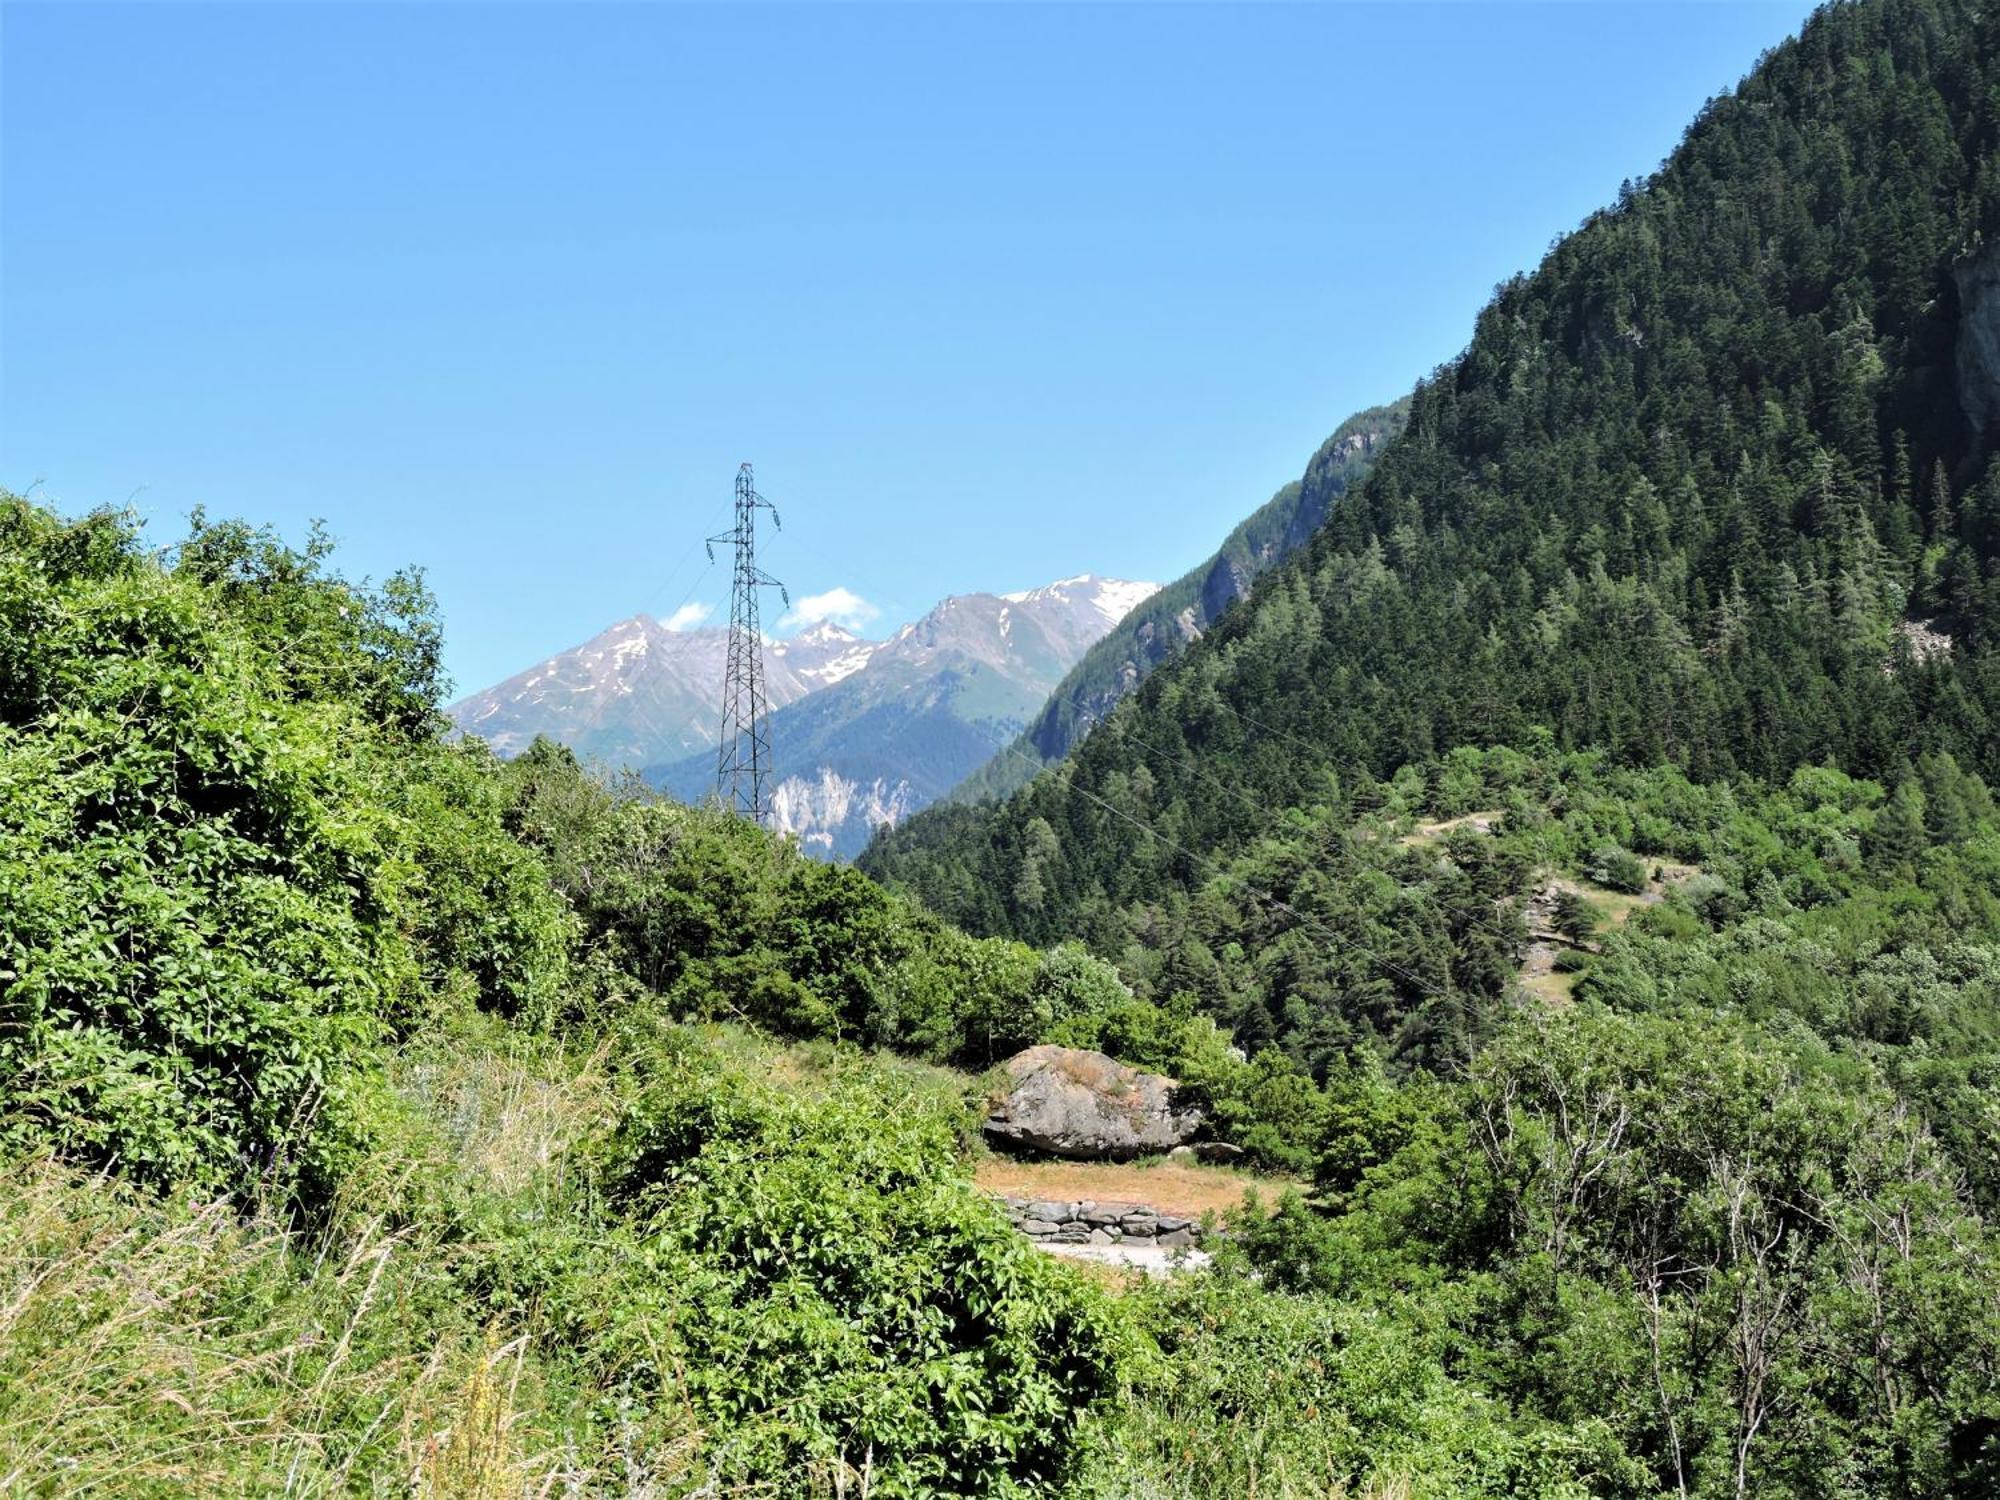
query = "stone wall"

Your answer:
(992, 1194), (1203, 1250)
